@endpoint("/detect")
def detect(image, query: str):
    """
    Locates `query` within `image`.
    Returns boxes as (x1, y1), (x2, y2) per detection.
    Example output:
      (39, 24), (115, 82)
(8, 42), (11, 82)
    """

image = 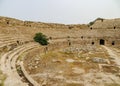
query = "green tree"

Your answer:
(34, 32), (49, 45)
